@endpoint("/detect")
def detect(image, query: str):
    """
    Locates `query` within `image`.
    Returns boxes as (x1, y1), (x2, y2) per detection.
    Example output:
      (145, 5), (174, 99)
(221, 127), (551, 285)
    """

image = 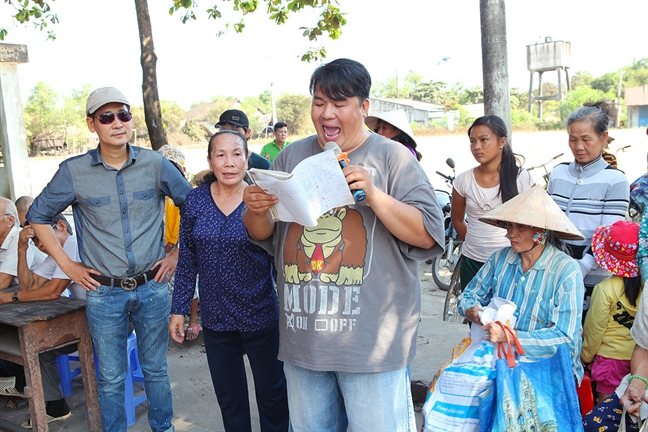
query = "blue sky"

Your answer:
(2, 0), (647, 109)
